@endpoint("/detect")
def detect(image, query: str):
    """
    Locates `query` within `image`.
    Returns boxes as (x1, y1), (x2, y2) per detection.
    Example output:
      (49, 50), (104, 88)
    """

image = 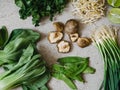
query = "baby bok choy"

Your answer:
(0, 27), (50, 90)
(0, 28), (40, 66)
(0, 44), (50, 90)
(91, 26), (120, 90)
